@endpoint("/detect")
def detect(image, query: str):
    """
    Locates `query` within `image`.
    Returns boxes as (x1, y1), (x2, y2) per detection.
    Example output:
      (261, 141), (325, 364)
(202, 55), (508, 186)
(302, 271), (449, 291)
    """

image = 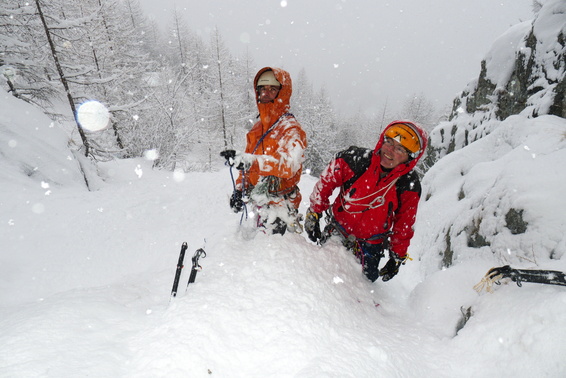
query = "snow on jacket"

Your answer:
(237, 67), (307, 209)
(309, 121), (428, 257)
